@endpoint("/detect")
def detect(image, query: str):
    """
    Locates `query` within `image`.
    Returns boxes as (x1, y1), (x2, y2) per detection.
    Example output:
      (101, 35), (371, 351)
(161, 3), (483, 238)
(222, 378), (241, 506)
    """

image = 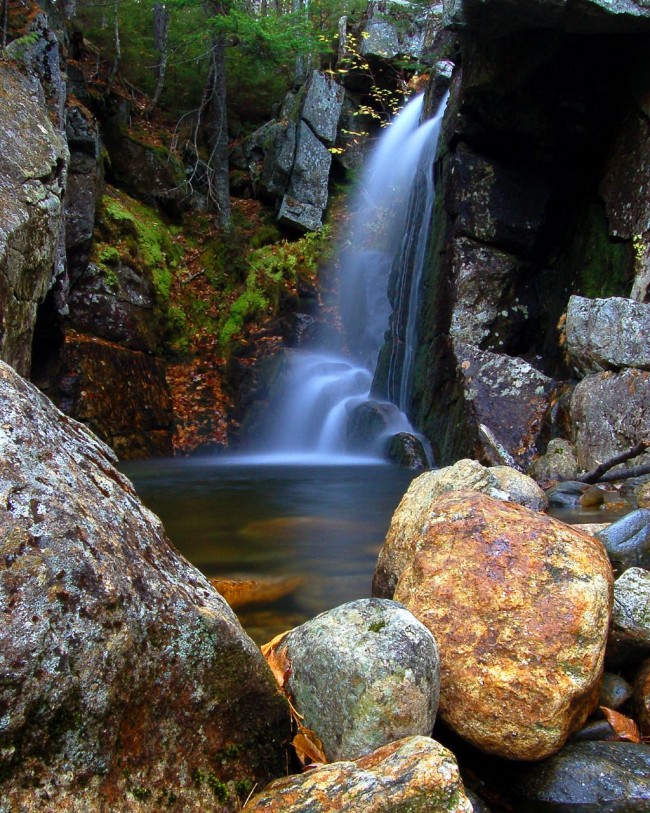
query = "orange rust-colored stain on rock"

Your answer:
(393, 490), (613, 761)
